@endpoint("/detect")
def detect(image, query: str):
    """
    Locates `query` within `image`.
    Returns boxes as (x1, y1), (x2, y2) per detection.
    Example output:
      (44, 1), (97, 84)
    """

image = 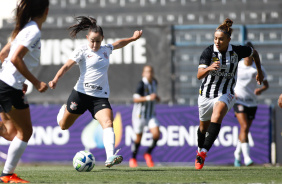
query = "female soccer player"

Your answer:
(129, 65), (160, 168)
(195, 18), (264, 170)
(233, 42), (269, 167)
(48, 16), (142, 168)
(0, 0), (49, 182)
